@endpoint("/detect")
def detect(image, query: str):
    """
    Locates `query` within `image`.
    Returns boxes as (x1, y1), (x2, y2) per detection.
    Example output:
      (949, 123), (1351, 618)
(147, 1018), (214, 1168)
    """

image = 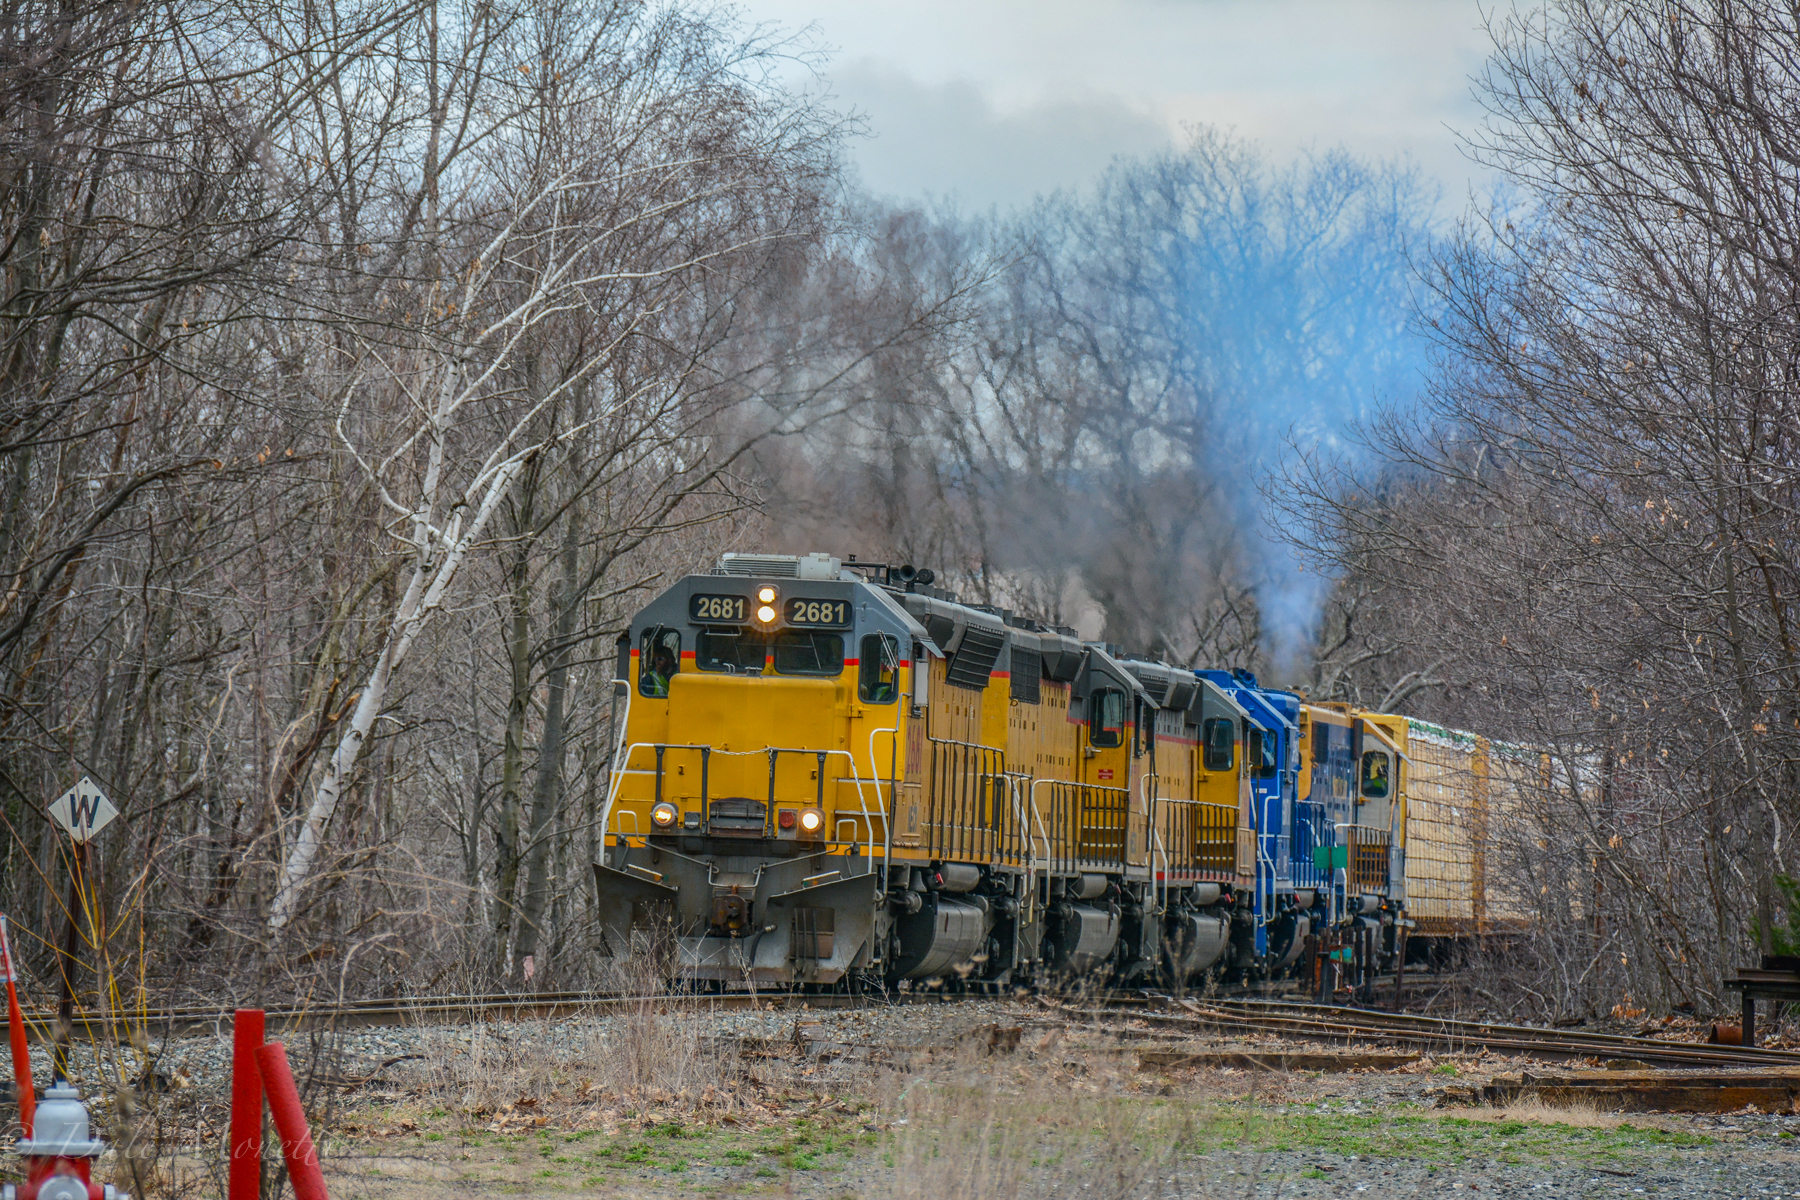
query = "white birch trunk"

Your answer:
(267, 173), (690, 933)
(268, 449), (532, 930)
